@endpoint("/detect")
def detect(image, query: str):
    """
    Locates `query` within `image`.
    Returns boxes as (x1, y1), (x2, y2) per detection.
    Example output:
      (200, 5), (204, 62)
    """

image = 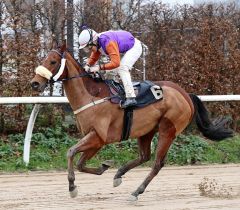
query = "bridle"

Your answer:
(46, 49), (91, 84)
(49, 49), (67, 81)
